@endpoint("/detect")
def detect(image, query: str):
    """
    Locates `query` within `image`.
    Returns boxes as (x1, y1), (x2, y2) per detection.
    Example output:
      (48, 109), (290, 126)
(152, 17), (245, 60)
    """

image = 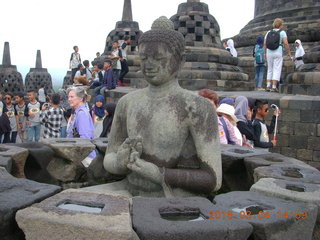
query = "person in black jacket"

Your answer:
(252, 100), (280, 148)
